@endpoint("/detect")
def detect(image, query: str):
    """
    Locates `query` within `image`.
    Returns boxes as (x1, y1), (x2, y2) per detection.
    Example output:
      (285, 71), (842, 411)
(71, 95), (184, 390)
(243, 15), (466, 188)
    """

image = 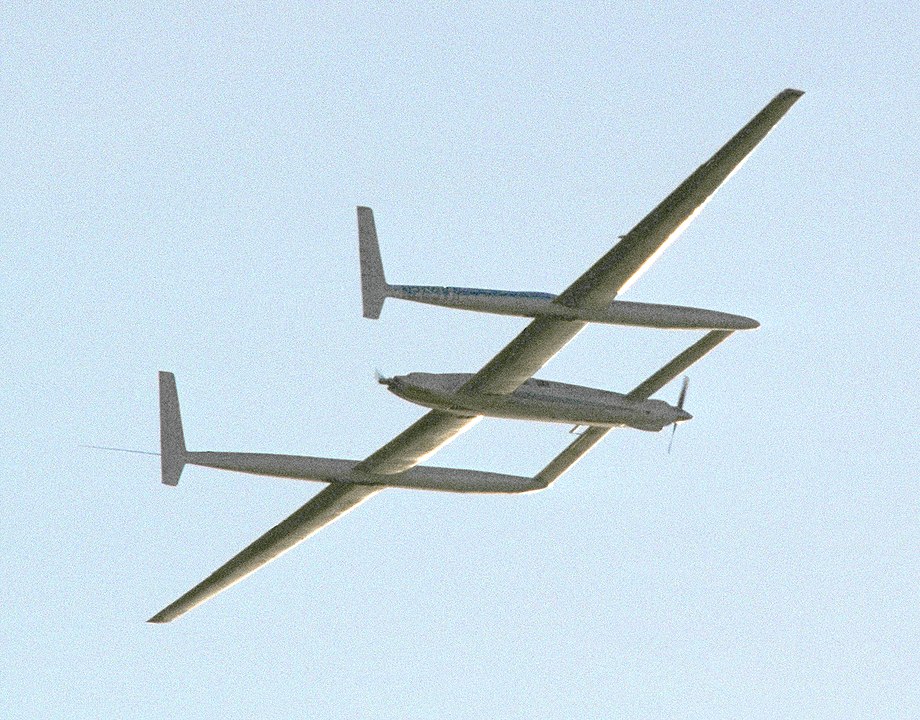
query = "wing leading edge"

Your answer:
(148, 90), (802, 622)
(460, 88), (802, 395)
